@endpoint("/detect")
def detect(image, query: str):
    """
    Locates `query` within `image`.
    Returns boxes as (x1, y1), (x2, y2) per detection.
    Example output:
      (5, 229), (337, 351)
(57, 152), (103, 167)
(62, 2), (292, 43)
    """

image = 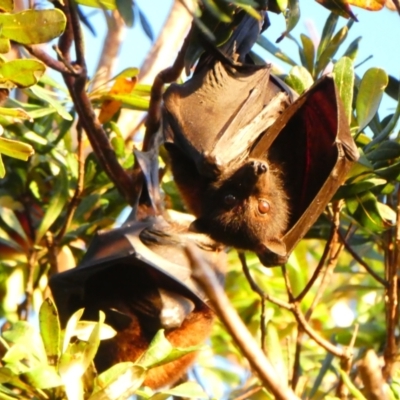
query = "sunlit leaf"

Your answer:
(285, 65), (313, 94)
(0, 107), (31, 120)
(0, 38), (11, 54)
(91, 362), (145, 400)
(0, 137), (34, 161)
(300, 34), (315, 75)
(333, 57), (354, 124)
(315, 23), (351, 76)
(35, 164), (69, 244)
(150, 382), (209, 400)
(277, 0), (300, 42)
(29, 85), (72, 121)
(0, 9), (66, 44)
(98, 77), (137, 123)
(316, 12), (339, 59)
(347, 0), (385, 10)
(39, 298), (61, 365)
(356, 68), (388, 132)
(101, 92), (149, 111)
(0, 0), (13, 13)
(2, 322), (47, 365)
(0, 59), (45, 89)
(23, 365), (63, 389)
(316, 0), (358, 19)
